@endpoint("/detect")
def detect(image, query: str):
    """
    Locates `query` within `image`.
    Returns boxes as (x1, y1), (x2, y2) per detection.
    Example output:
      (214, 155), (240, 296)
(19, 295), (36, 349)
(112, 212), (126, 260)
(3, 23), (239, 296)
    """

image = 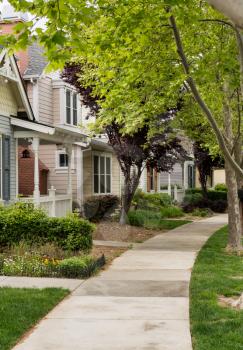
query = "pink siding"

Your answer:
(38, 144), (78, 199)
(38, 77), (53, 125)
